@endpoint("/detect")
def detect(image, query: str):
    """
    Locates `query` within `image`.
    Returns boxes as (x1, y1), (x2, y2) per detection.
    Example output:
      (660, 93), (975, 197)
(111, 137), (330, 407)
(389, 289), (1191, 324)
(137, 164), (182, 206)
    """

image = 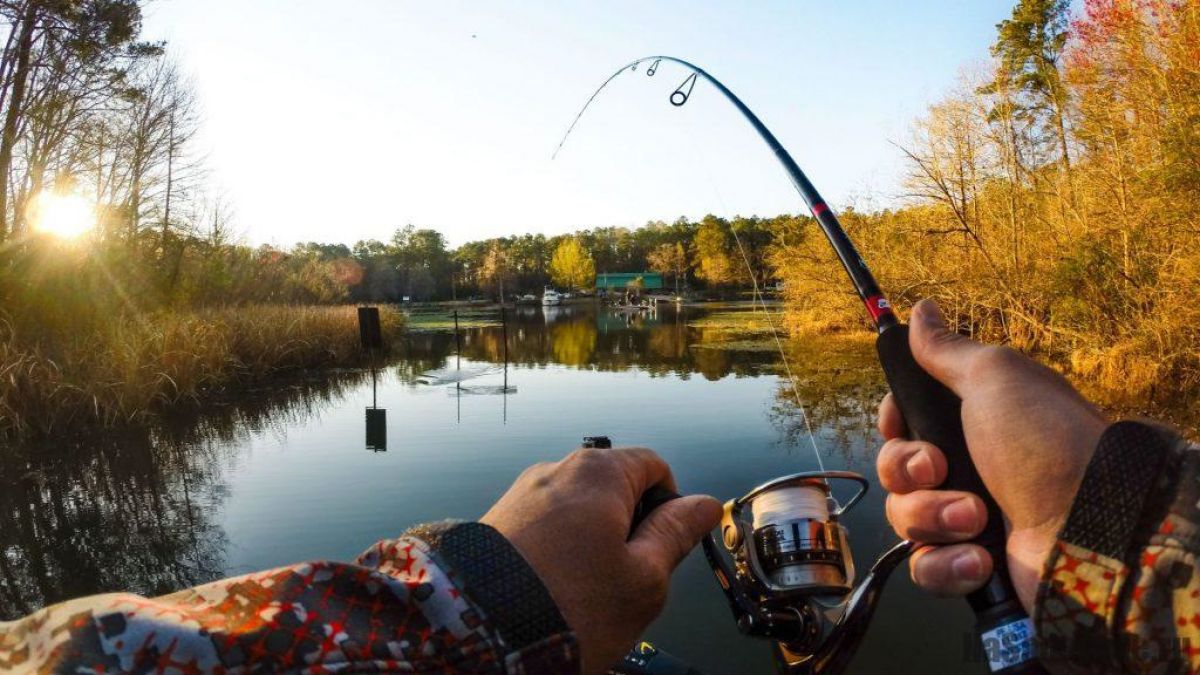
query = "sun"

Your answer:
(29, 192), (97, 239)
